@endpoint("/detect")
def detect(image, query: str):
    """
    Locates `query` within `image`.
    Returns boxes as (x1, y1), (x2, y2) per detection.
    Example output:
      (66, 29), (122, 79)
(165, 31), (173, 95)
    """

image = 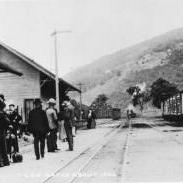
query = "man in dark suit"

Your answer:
(28, 99), (49, 160)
